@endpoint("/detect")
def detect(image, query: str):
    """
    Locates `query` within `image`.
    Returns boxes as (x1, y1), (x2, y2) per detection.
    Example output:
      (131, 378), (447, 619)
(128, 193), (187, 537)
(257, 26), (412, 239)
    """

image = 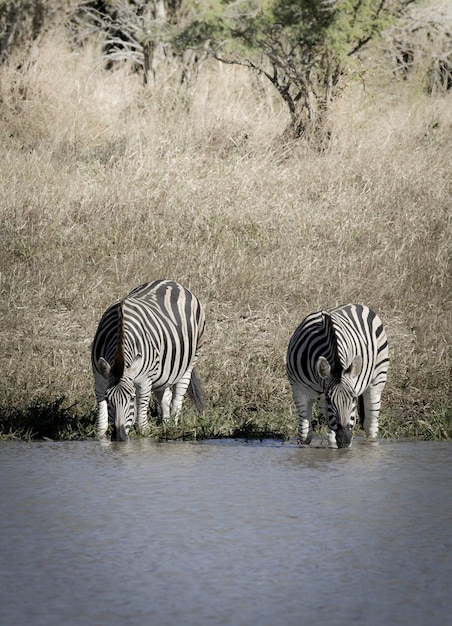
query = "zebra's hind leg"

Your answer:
(360, 385), (383, 440)
(170, 367), (194, 425)
(154, 387), (173, 423)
